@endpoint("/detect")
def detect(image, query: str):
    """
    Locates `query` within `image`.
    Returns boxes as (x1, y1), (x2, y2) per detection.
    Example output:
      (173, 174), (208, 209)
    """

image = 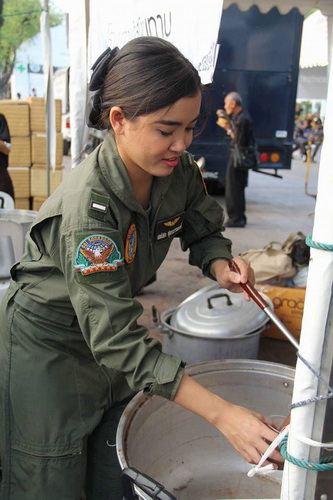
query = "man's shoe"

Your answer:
(224, 220), (246, 228)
